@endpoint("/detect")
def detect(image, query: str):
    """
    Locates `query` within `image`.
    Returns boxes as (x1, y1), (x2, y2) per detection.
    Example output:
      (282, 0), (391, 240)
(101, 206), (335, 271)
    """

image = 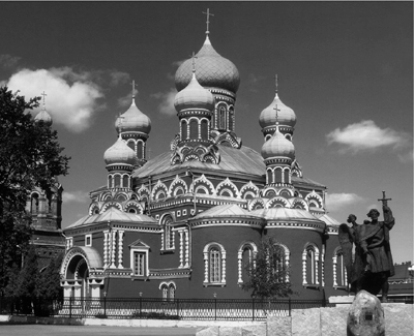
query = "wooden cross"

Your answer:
(378, 190), (392, 207)
(41, 91), (47, 107)
(202, 8), (214, 34)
